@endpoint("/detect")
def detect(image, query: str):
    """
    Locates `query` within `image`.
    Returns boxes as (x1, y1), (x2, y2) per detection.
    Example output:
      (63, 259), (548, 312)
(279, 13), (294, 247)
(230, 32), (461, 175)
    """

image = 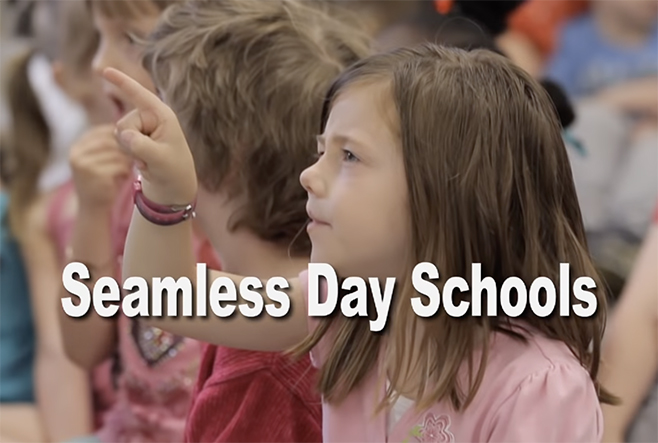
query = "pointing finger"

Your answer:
(103, 67), (167, 135)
